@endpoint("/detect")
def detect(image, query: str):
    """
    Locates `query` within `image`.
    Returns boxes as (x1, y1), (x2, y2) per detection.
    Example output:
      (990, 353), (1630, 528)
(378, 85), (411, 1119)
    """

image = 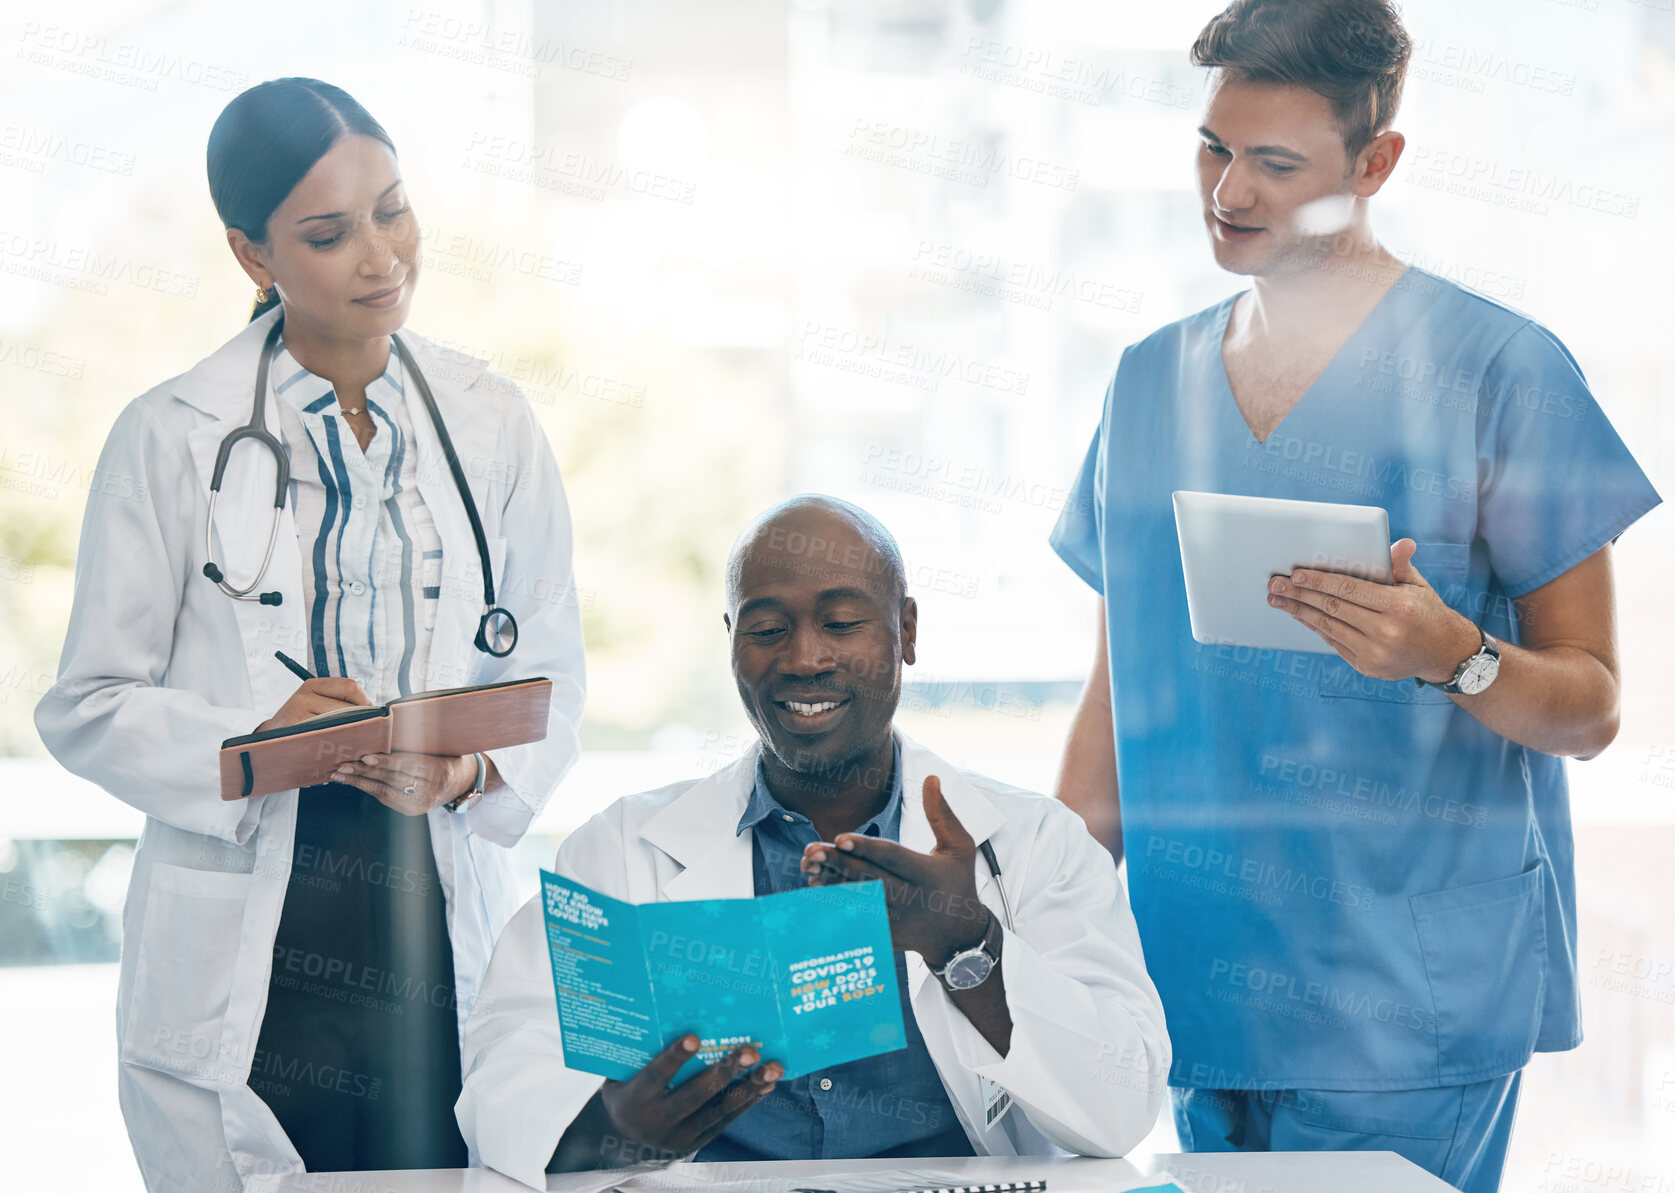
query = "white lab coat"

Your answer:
(456, 732), (1171, 1190)
(33, 306), (587, 1193)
